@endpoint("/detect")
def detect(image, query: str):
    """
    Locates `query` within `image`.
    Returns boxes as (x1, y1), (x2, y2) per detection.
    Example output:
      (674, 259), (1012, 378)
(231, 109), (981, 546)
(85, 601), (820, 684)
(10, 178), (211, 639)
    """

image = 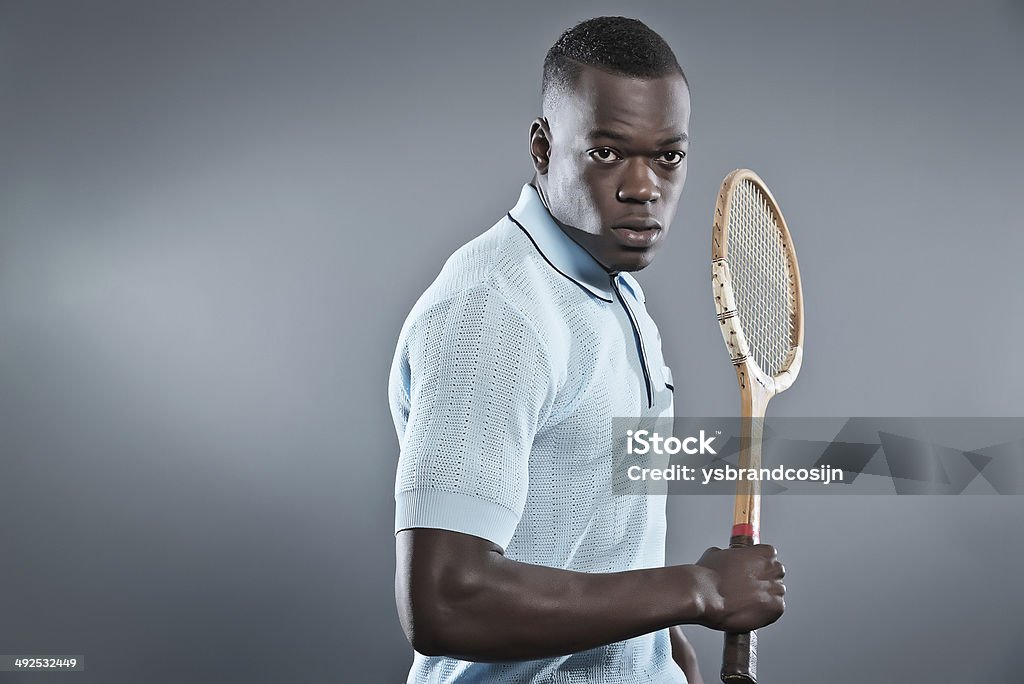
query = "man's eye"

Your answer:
(588, 148), (621, 163)
(658, 151), (686, 166)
